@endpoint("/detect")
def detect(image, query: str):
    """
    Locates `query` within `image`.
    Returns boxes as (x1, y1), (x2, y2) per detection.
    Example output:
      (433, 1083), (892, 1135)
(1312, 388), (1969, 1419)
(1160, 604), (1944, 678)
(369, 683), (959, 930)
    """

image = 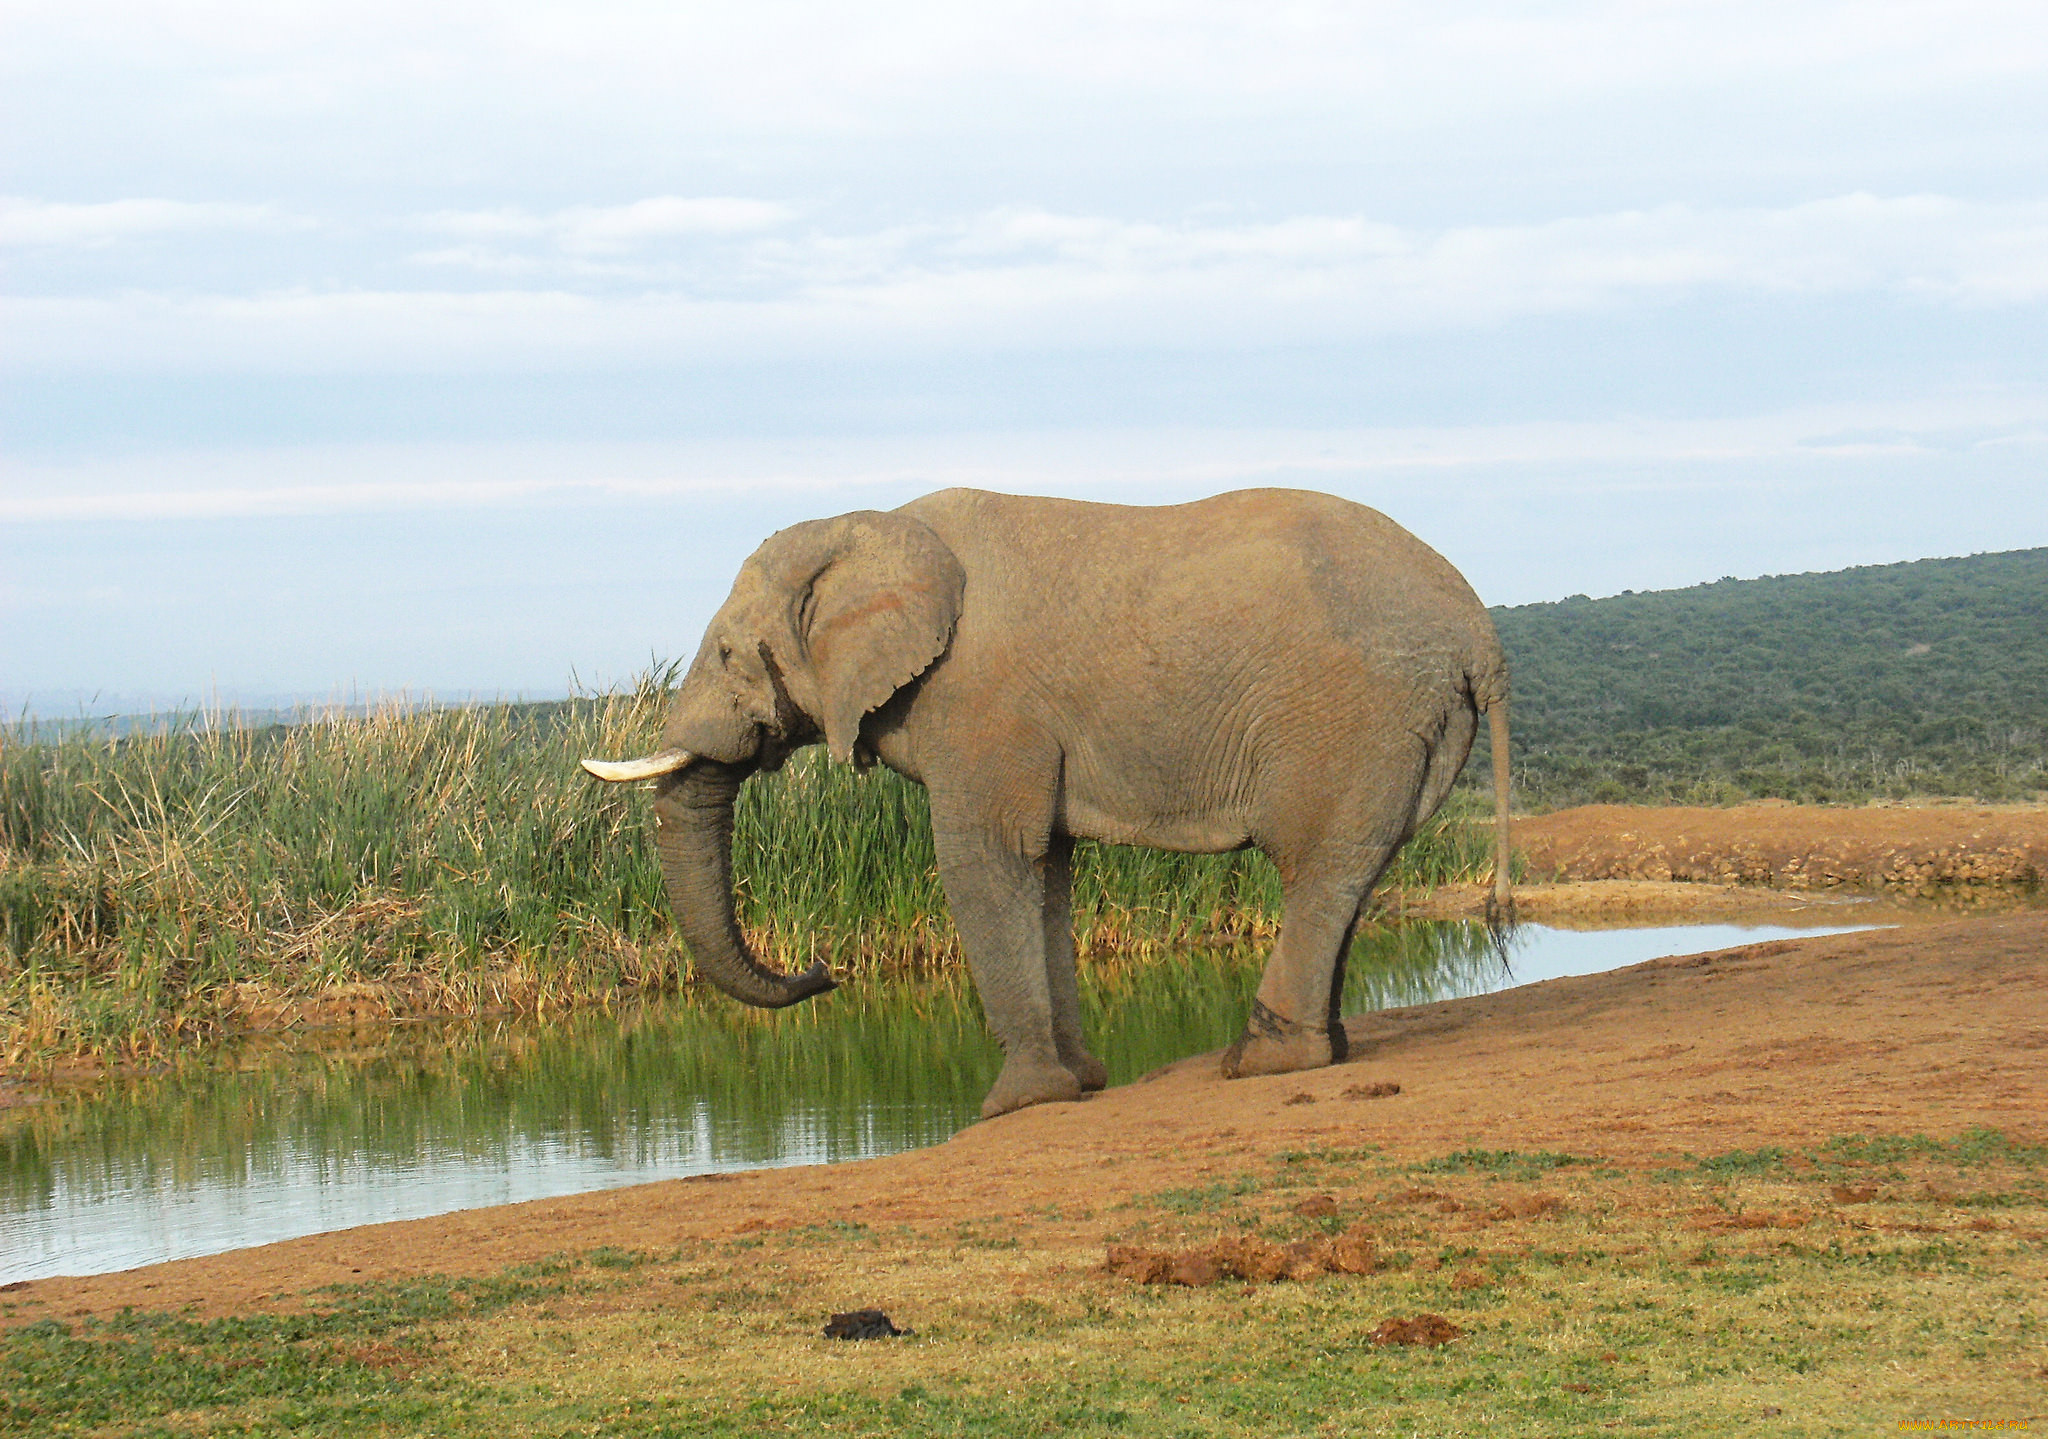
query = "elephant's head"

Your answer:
(583, 510), (965, 1008)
